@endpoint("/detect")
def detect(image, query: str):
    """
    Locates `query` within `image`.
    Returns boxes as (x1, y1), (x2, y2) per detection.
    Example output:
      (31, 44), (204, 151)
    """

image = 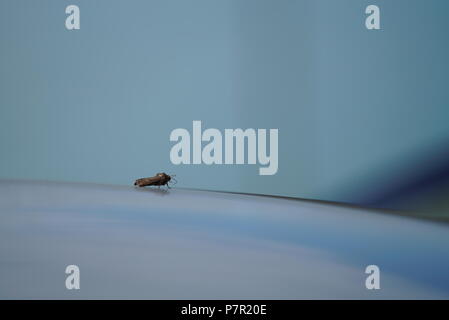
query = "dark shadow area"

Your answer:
(133, 186), (170, 197)
(340, 138), (449, 216)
